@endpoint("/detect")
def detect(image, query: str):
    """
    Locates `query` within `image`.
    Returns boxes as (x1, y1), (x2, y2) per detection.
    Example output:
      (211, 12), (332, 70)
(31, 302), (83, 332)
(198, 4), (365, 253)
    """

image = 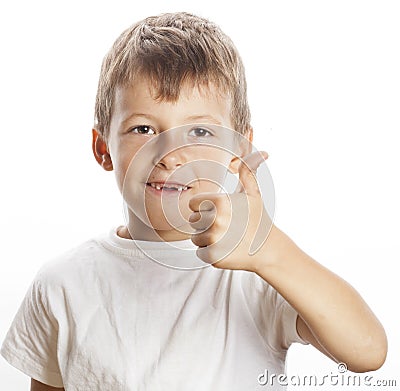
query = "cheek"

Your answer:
(111, 138), (151, 190)
(191, 147), (233, 189)
(112, 152), (134, 193)
(196, 147), (233, 165)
